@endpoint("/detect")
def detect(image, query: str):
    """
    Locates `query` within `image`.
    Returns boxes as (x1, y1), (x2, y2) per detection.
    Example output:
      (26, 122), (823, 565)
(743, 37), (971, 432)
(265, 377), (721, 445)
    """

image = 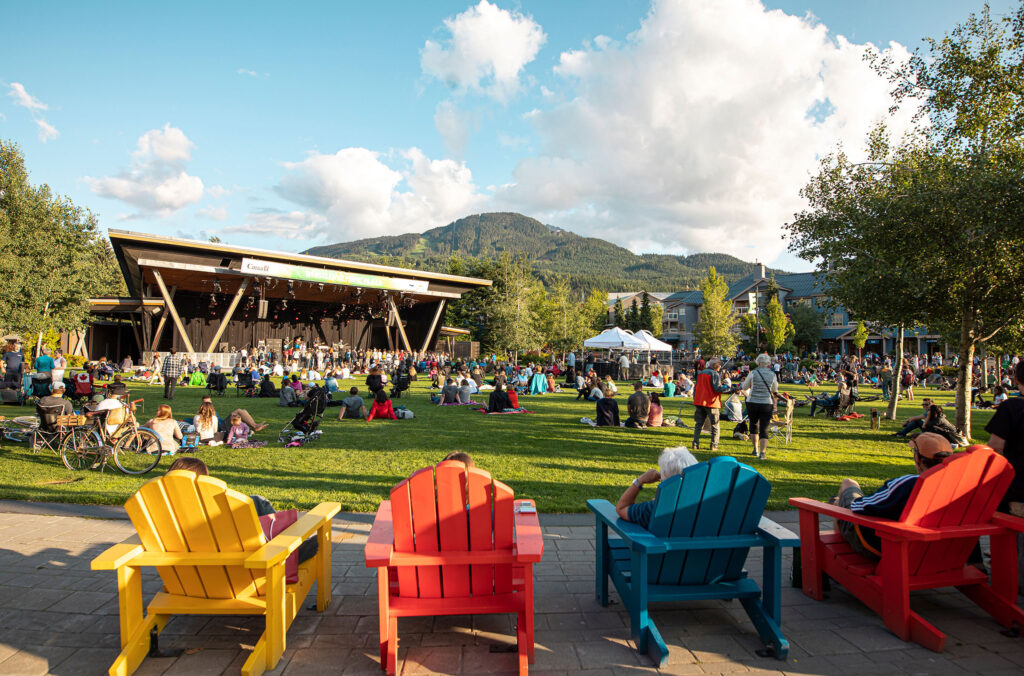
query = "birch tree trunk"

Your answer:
(886, 324), (904, 420)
